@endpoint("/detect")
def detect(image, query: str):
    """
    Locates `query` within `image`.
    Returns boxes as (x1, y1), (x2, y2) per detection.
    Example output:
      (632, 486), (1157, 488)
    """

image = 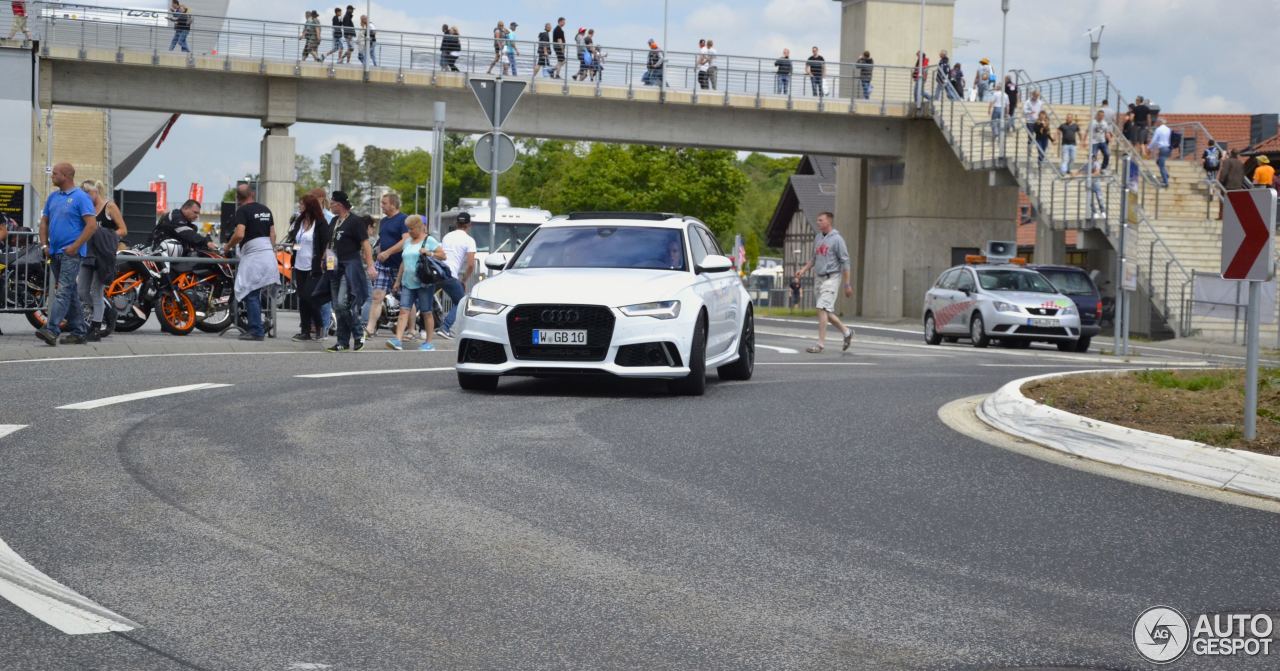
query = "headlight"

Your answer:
(464, 298), (508, 317)
(993, 301), (1021, 313)
(1059, 303), (1078, 315)
(618, 300), (682, 320)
